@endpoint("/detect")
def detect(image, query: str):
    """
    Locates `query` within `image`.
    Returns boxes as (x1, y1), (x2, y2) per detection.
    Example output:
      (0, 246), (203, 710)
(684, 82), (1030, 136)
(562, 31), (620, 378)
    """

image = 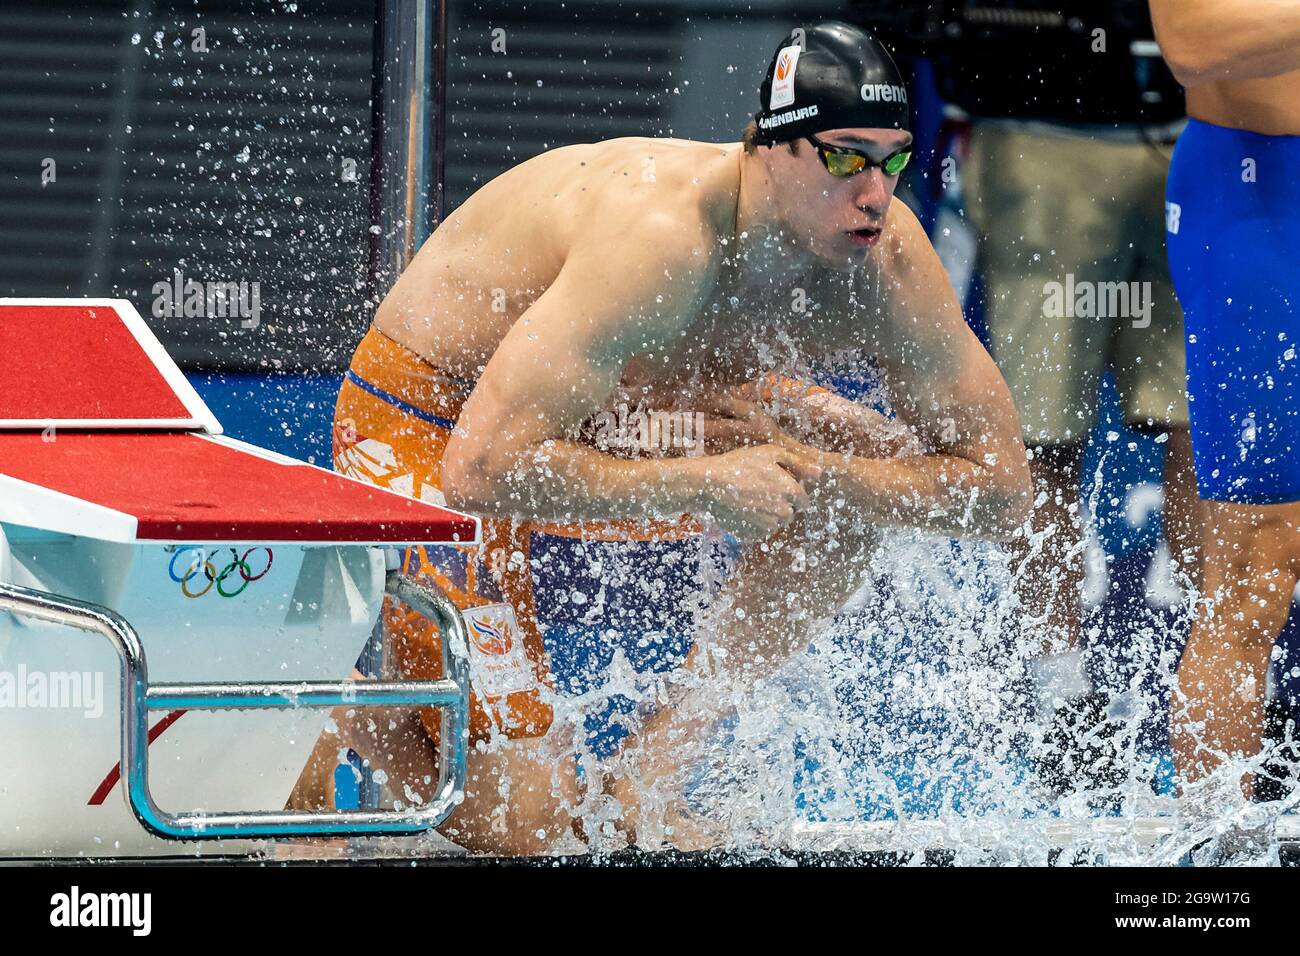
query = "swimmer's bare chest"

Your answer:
(619, 279), (836, 405)
(621, 242), (873, 406)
